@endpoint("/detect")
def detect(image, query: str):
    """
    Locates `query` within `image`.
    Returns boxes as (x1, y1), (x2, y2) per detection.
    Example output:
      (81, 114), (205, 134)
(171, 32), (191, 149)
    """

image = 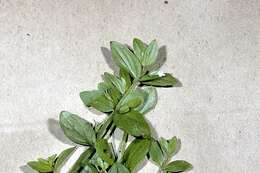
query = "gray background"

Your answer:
(0, 0), (259, 172)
